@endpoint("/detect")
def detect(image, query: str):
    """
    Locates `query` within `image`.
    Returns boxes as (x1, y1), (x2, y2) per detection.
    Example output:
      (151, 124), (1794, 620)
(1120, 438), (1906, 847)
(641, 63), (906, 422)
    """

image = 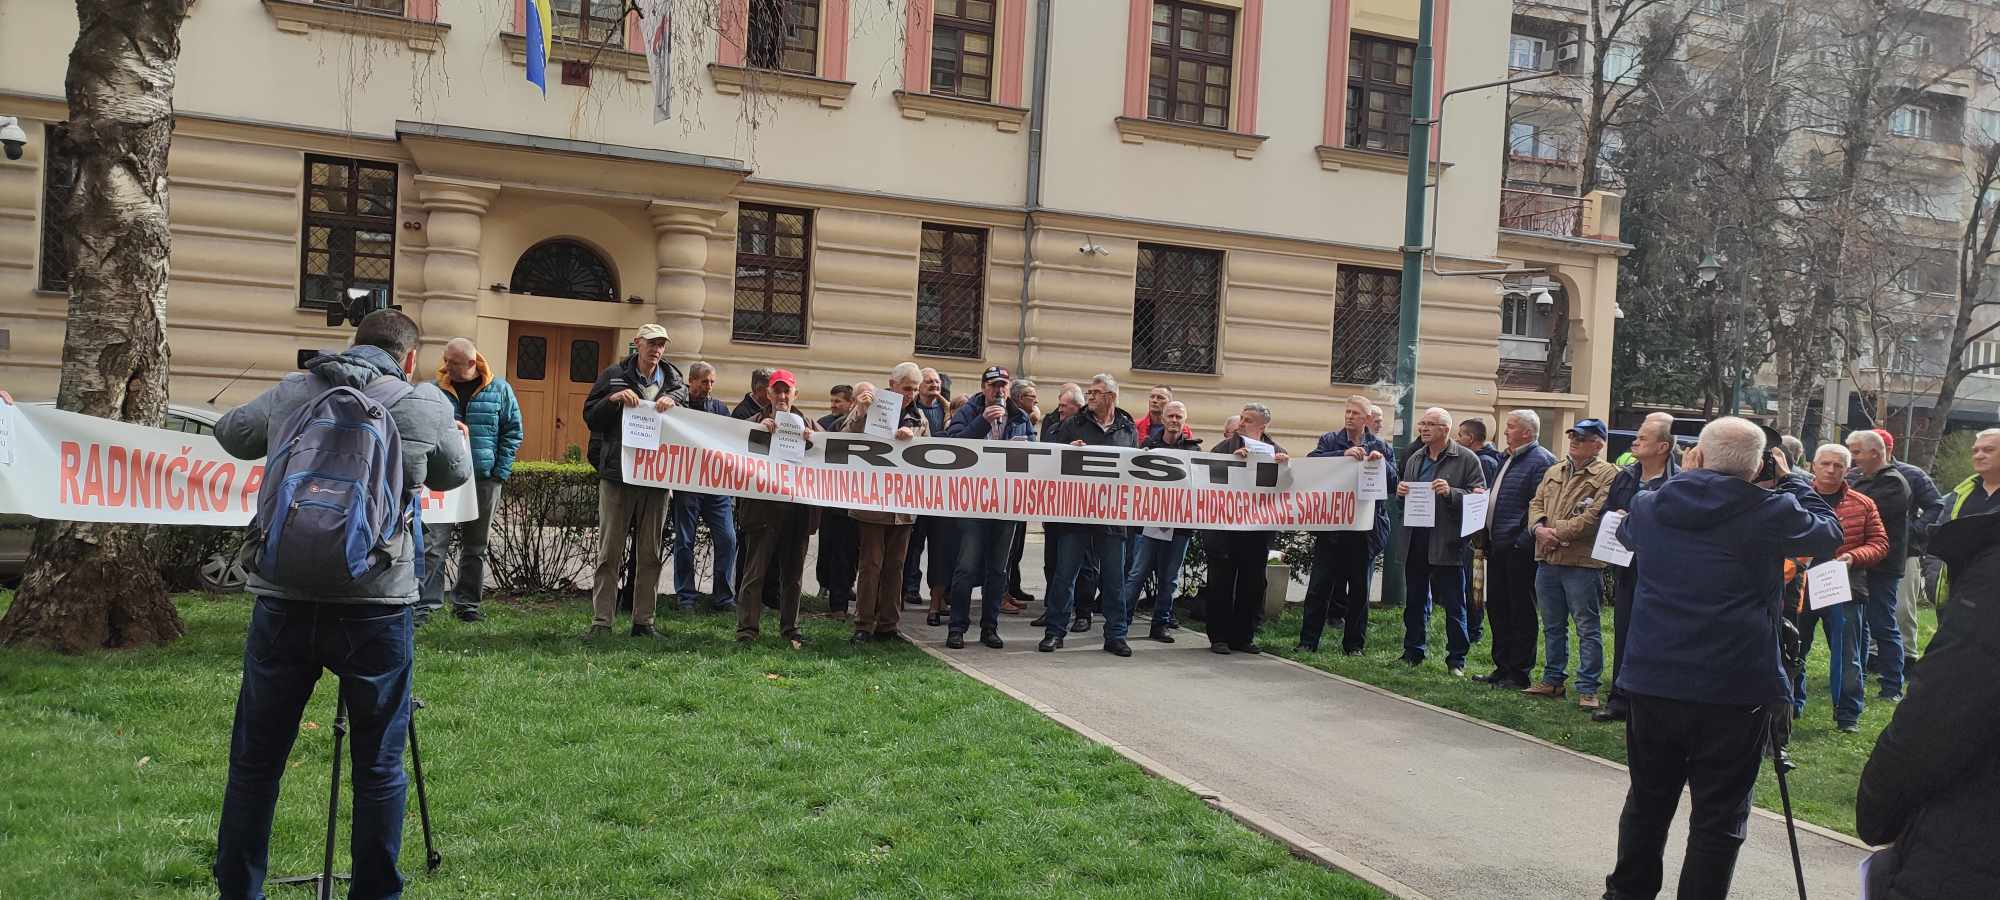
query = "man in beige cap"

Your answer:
(580, 324), (687, 642)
